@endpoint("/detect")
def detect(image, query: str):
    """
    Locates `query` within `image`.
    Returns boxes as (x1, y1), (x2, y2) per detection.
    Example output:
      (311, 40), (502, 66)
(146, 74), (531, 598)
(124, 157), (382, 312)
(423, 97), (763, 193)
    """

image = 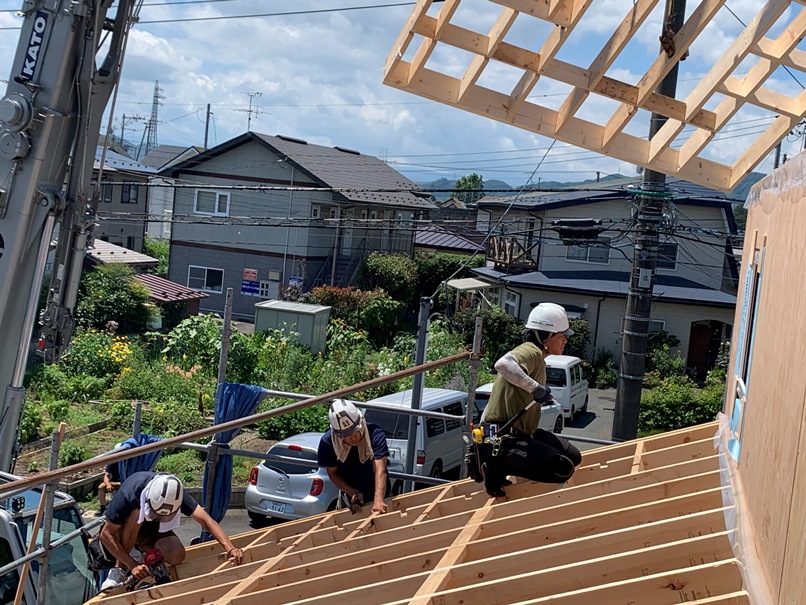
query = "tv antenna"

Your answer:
(235, 91), (263, 131)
